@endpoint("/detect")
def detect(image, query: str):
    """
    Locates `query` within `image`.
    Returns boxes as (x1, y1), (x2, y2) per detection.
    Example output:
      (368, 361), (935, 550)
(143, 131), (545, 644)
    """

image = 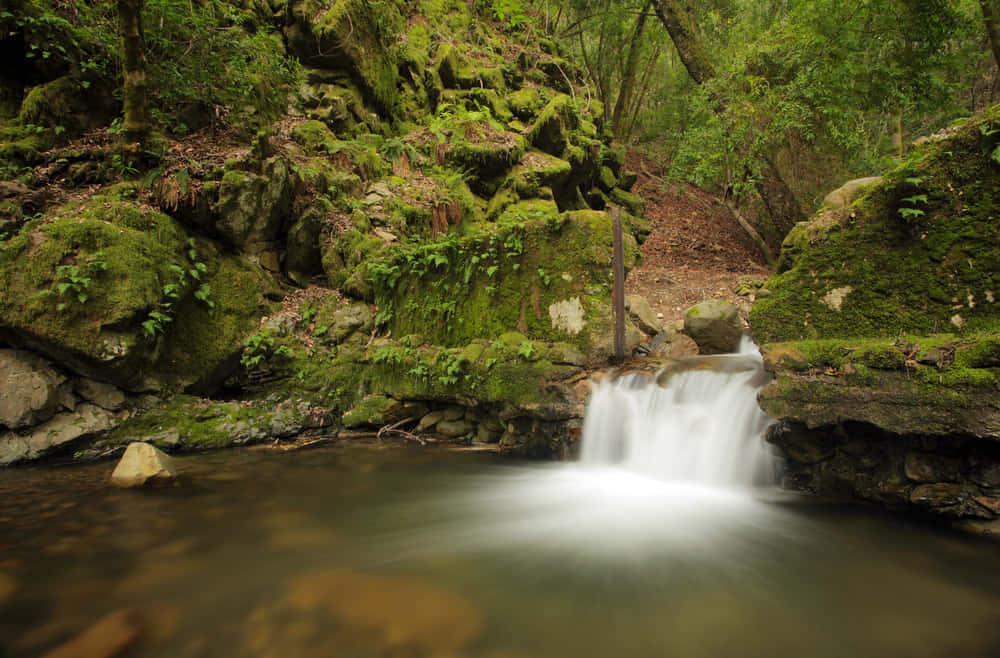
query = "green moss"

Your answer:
(361, 207), (638, 361)
(528, 94), (579, 156)
(508, 88), (543, 120)
(0, 200), (273, 391)
(753, 109), (1000, 345)
(286, 0), (403, 113)
(291, 120), (338, 154)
